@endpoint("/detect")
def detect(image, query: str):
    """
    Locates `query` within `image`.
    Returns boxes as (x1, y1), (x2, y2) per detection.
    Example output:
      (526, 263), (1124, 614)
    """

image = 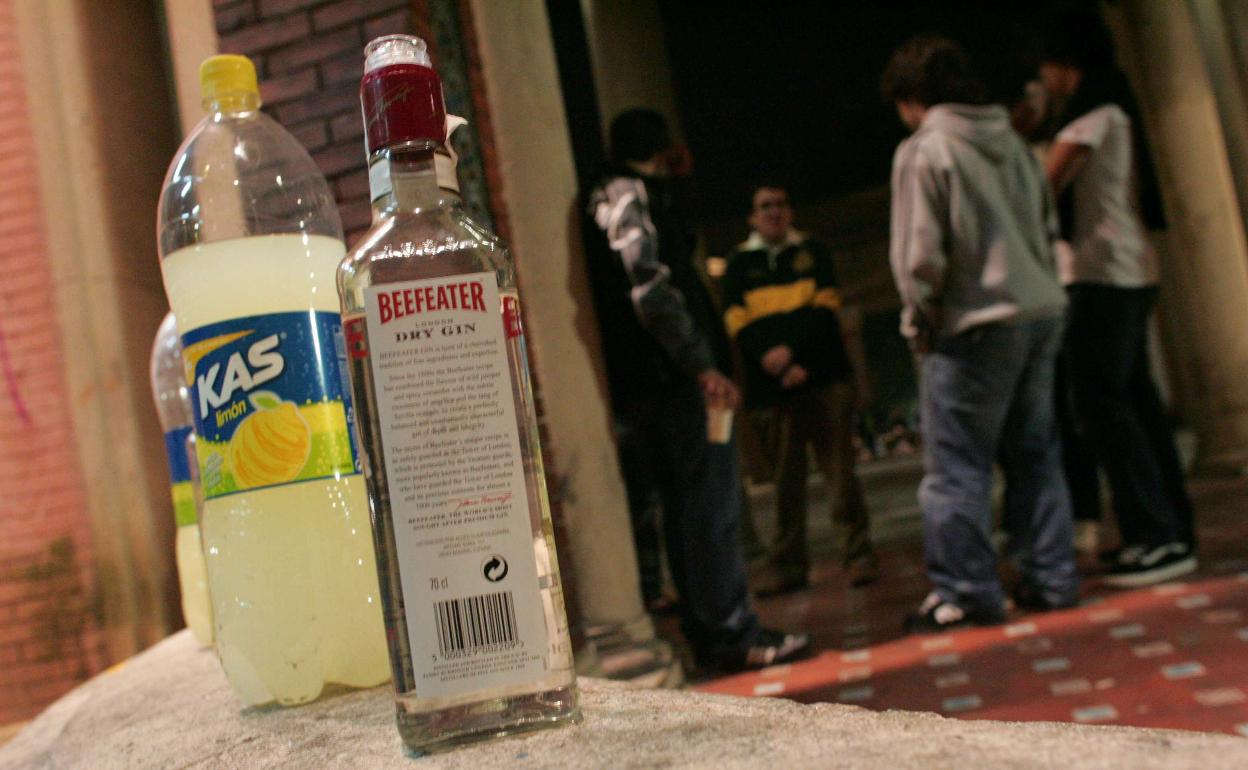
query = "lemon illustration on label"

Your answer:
(228, 391), (312, 490)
